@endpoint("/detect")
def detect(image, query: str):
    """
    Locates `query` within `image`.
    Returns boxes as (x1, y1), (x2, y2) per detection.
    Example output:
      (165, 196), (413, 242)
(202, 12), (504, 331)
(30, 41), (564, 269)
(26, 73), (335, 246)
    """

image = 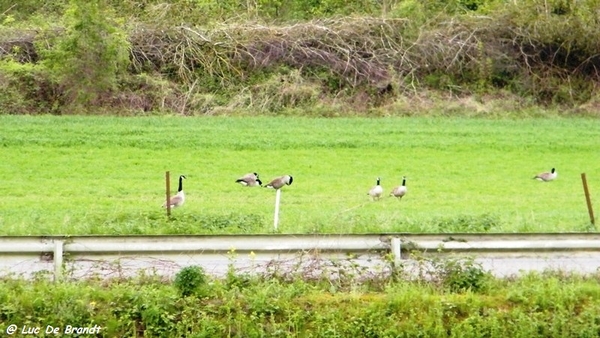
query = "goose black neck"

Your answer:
(402, 178), (406, 186)
(376, 178), (380, 185)
(178, 176), (184, 192)
(551, 168), (555, 173)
